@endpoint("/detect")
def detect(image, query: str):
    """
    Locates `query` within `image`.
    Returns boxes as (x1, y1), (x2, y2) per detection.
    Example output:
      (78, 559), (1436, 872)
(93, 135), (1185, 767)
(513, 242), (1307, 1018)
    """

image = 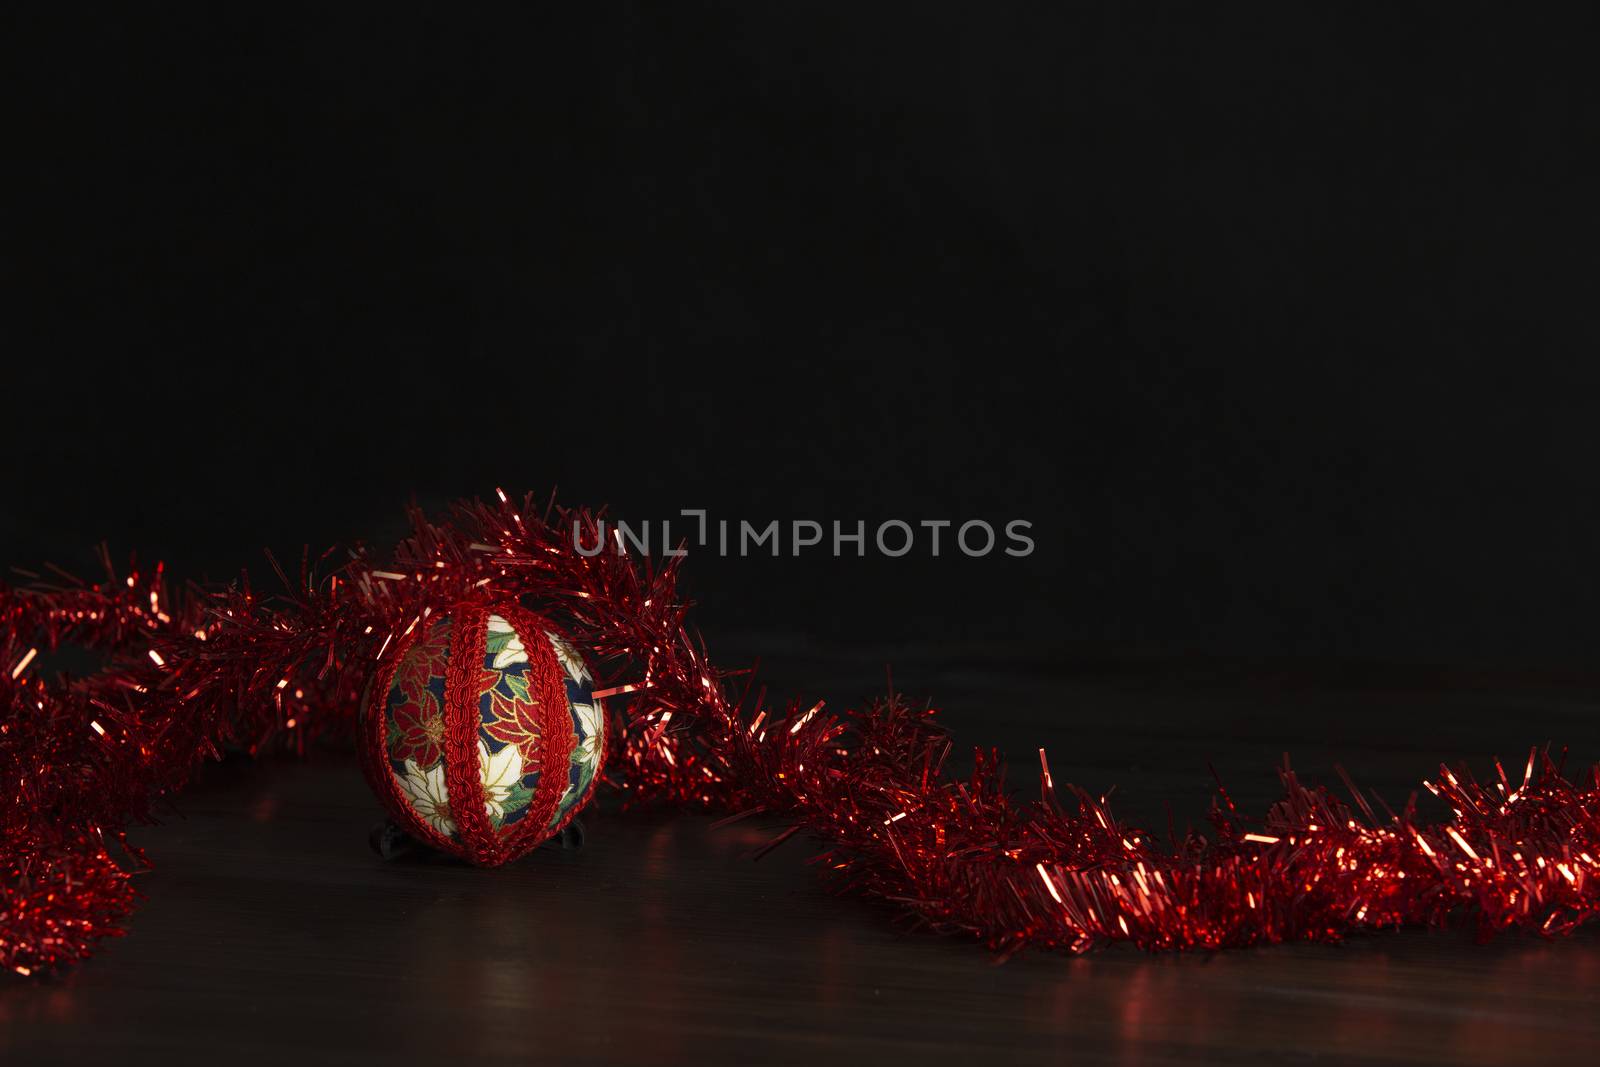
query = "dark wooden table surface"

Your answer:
(4, 651), (1598, 1065)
